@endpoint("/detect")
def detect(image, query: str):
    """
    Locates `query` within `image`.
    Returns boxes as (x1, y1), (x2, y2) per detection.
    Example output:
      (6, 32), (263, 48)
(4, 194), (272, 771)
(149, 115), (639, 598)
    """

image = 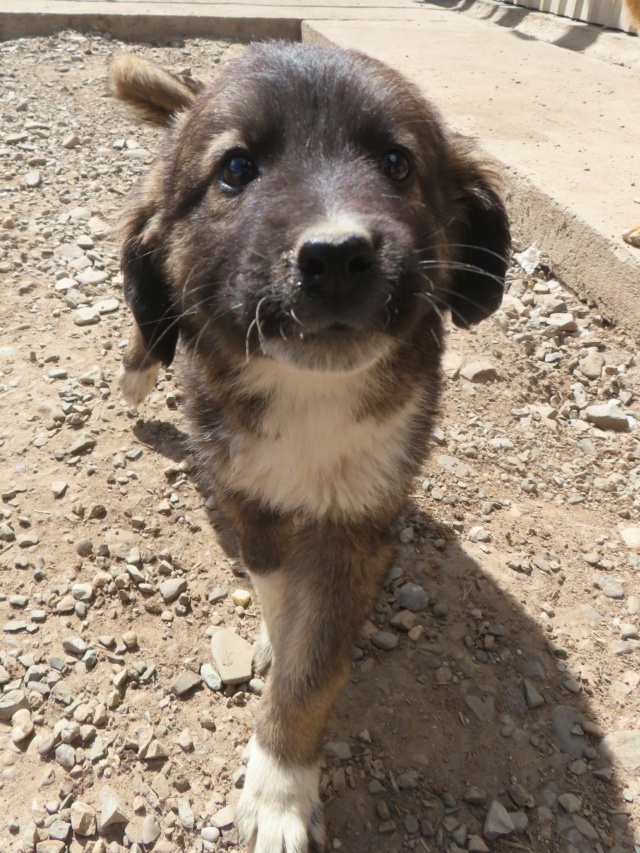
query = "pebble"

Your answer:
(596, 576), (624, 599)
(73, 306), (100, 326)
(0, 690), (29, 721)
(558, 792), (582, 814)
(325, 742), (352, 760)
(70, 802), (96, 836)
(621, 527), (640, 550)
(483, 800), (515, 840)
(171, 670), (201, 696)
(210, 629), (253, 684)
(200, 662), (223, 691)
(460, 360), (498, 383)
(140, 815), (161, 844)
(371, 631), (398, 650)
(62, 636), (87, 655)
(231, 588), (252, 607)
(395, 582), (428, 612)
(24, 171), (42, 187)
(11, 707), (34, 743)
(100, 786), (129, 828)
(159, 577), (187, 603)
